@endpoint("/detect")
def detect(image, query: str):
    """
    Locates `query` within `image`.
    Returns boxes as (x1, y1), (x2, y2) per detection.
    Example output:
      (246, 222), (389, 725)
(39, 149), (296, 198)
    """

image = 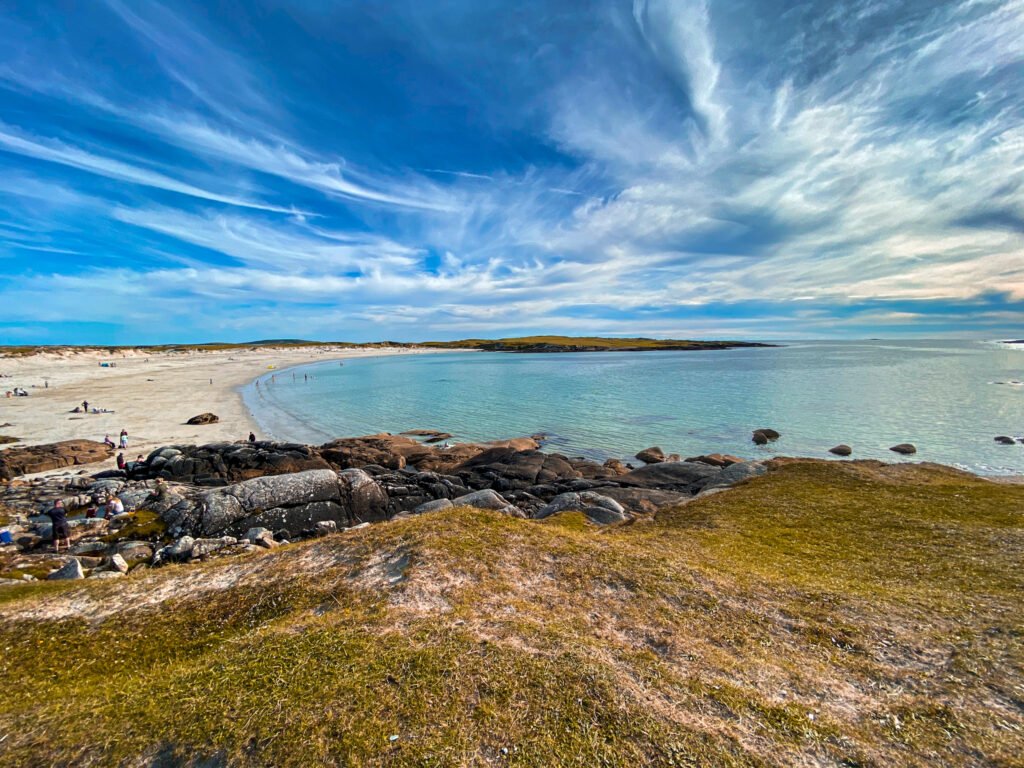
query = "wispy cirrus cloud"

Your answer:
(0, 0), (1021, 343)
